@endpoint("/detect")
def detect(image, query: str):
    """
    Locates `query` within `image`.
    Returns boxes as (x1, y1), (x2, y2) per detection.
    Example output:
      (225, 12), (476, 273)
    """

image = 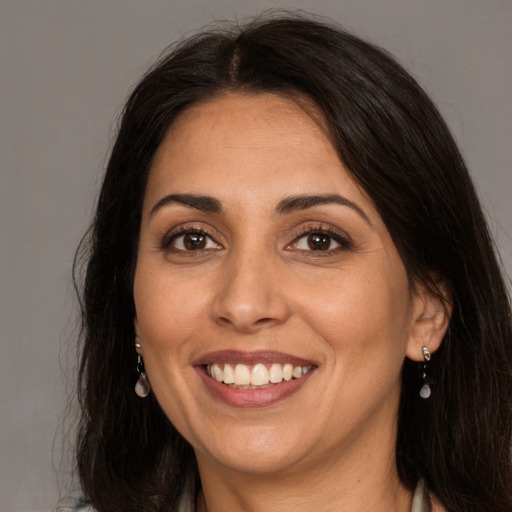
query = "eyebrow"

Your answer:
(149, 194), (223, 217)
(276, 194), (371, 225)
(149, 192), (371, 225)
